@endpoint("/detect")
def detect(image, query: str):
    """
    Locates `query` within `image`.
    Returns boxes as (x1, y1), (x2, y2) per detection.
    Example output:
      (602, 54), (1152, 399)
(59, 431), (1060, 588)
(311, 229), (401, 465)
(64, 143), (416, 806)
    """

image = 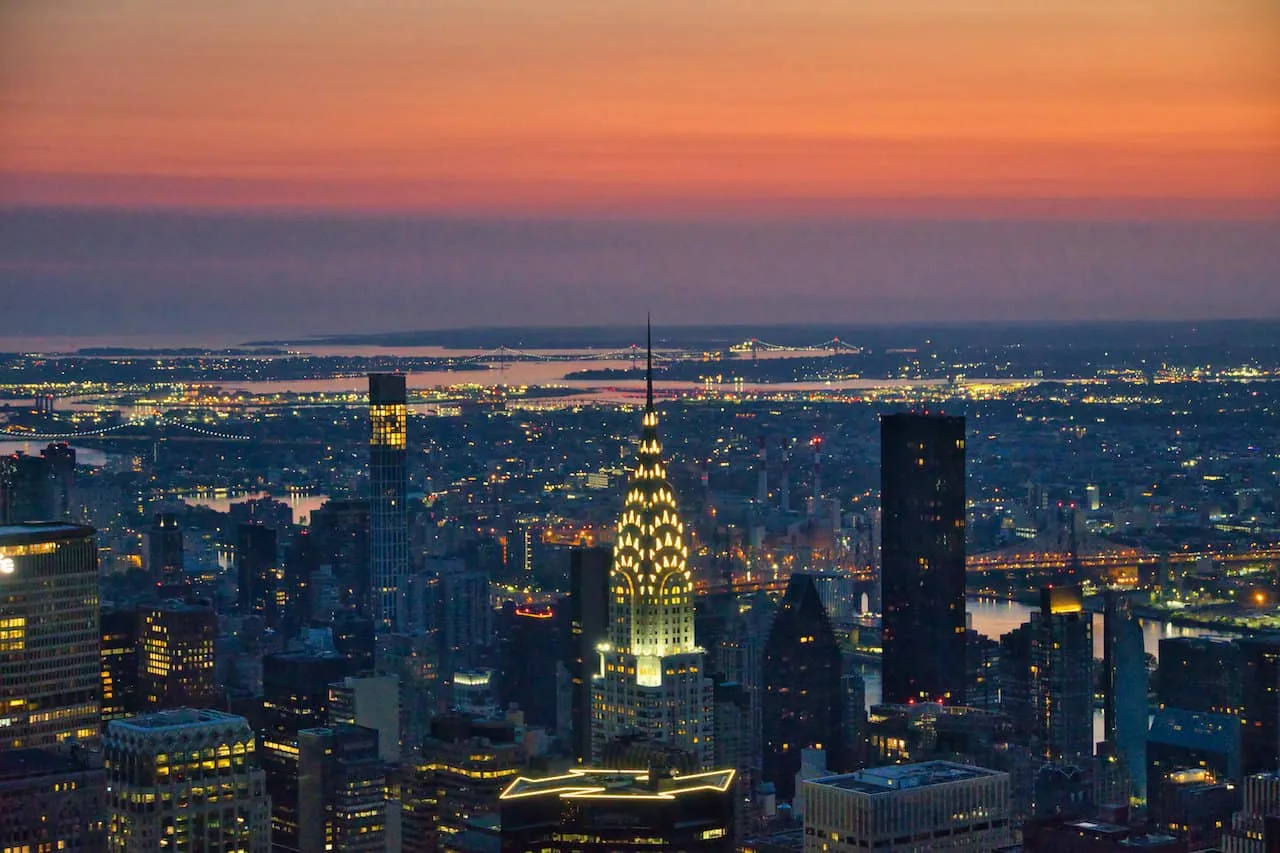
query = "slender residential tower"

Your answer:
(592, 320), (714, 768)
(369, 373), (409, 634)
